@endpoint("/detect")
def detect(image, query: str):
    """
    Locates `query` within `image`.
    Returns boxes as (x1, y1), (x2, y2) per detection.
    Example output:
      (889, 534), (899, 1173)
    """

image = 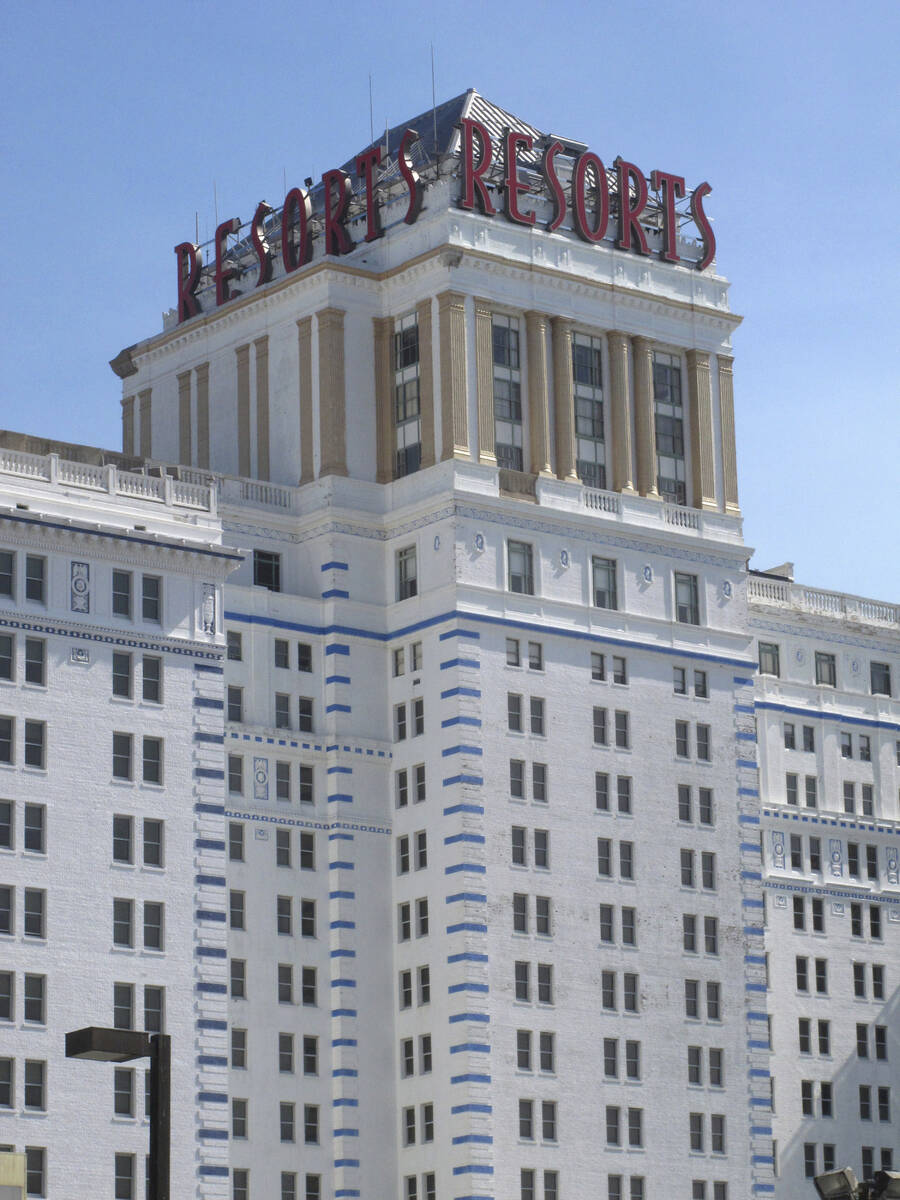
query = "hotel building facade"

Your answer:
(0, 90), (896, 1200)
